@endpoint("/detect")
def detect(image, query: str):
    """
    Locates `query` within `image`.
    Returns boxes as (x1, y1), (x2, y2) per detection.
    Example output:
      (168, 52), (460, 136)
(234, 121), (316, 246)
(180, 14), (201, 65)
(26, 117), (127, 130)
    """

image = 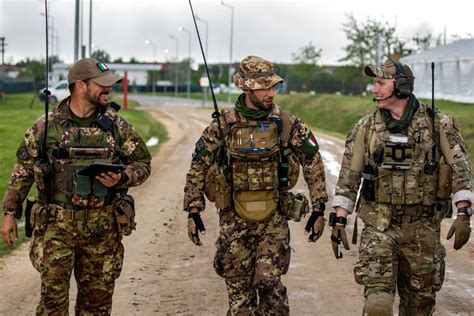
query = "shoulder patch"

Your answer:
(298, 131), (319, 159)
(17, 146), (30, 161)
(192, 138), (209, 161)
